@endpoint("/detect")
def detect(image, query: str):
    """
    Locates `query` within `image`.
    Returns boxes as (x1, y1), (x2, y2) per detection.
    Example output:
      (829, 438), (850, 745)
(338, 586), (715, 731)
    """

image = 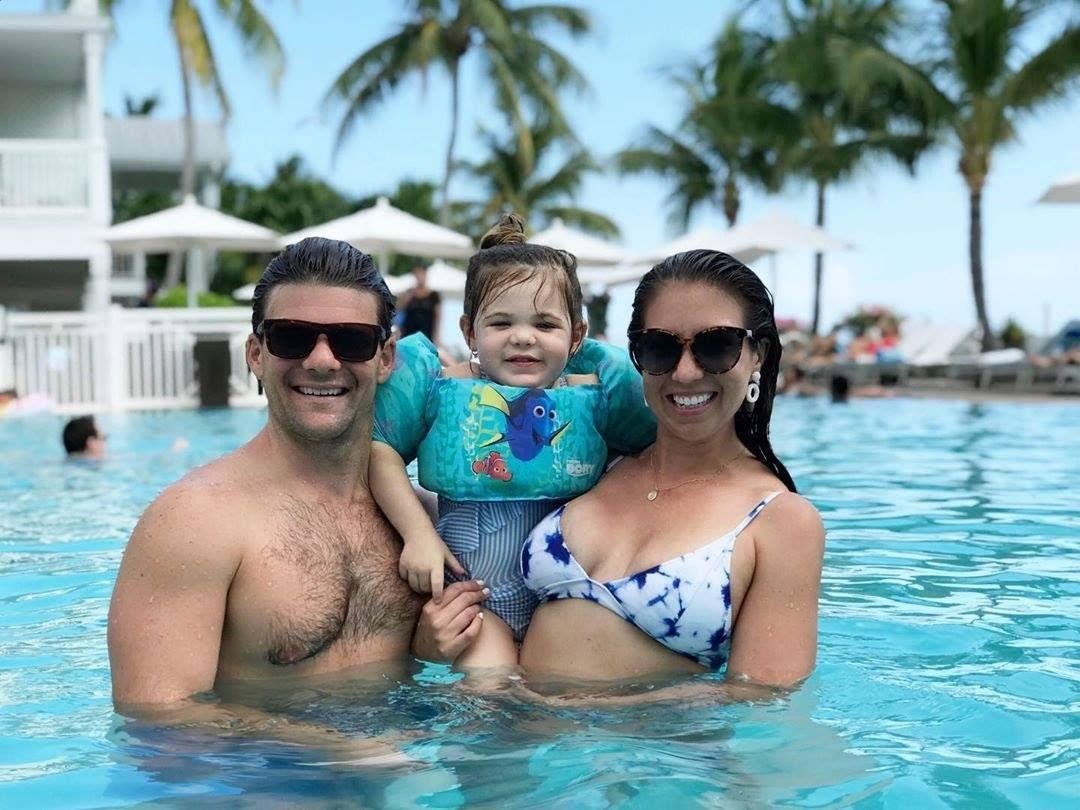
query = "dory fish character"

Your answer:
(478, 386), (570, 462)
(472, 451), (512, 482)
